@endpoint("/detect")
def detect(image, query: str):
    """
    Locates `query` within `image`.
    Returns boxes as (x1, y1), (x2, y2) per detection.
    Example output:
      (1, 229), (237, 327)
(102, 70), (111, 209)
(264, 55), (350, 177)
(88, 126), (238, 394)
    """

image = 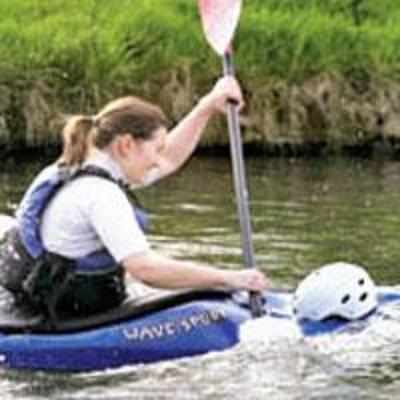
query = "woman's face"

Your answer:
(118, 127), (167, 185)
